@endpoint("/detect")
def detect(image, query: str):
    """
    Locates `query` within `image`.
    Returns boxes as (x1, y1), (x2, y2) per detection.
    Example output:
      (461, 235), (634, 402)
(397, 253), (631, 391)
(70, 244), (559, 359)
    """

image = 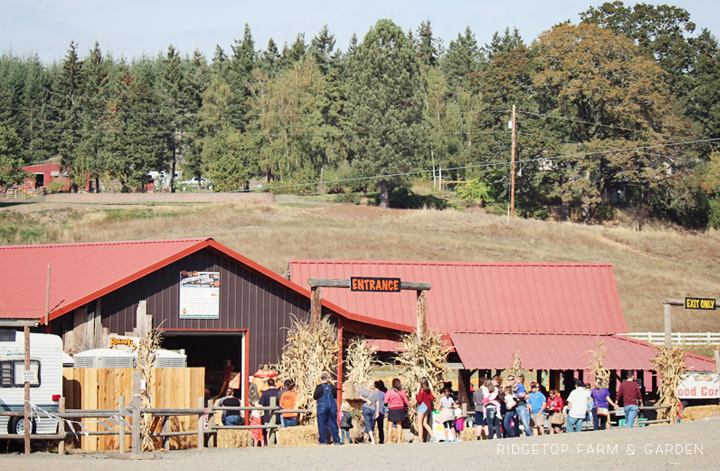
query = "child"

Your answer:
(339, 401), (354, 444)
(250, 410), (264, 447)
(453, 401), (464, 440)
